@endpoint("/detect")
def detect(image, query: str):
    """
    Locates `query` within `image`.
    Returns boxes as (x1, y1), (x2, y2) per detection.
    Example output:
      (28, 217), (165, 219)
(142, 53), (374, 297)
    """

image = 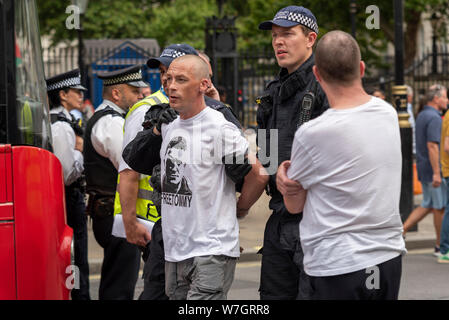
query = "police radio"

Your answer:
(297, 91), (315, 129)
